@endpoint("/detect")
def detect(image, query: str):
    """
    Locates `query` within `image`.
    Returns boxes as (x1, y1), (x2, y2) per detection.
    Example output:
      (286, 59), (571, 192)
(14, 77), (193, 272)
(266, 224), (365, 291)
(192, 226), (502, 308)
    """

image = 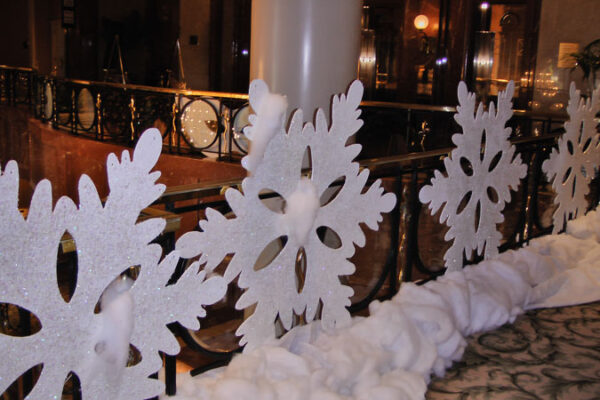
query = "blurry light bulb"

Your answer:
(414, 15), (429, 30)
